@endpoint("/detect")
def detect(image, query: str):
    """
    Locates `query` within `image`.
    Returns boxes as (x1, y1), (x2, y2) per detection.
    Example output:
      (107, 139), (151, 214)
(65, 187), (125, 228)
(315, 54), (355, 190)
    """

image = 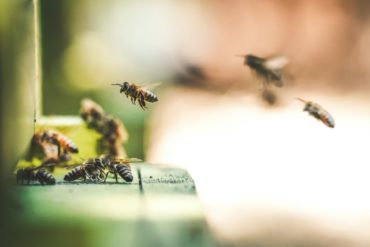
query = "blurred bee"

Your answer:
(64, 158), (105, 183)
(80, 99), (128, 157)
(261, 89), (278, 106)
(237, 54), (289, 87)
(102, 156), (142, 183)
(16, 167), (56, 185)
(297, 98), (335, 128)
(38, 130), (79, 157)
(80, 98), (105, 130)
(112, 82), (160, 110)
